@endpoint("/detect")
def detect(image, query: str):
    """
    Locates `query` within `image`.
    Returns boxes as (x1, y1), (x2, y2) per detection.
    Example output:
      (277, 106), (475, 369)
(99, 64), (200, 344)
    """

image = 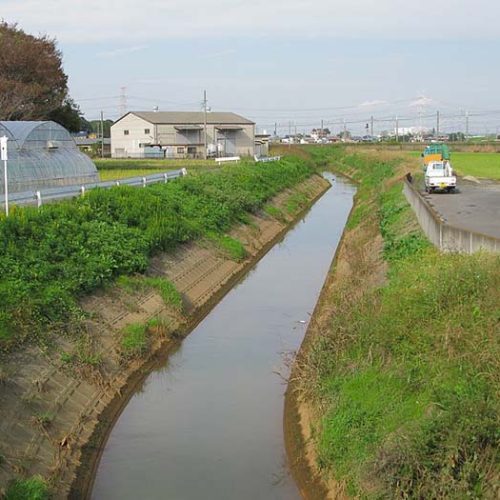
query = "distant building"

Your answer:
(254, 133), (270, 157)
(111, 111), (256, 159)
(74, 137), (111, 157)
(0, 121), (98, 195)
